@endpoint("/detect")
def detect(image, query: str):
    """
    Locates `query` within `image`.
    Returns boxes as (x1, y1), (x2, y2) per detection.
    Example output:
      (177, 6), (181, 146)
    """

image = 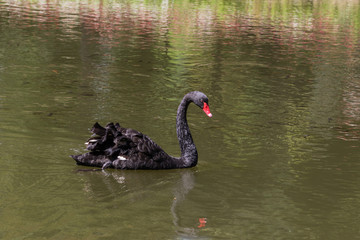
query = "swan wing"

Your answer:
(73, 122), (170, 169)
